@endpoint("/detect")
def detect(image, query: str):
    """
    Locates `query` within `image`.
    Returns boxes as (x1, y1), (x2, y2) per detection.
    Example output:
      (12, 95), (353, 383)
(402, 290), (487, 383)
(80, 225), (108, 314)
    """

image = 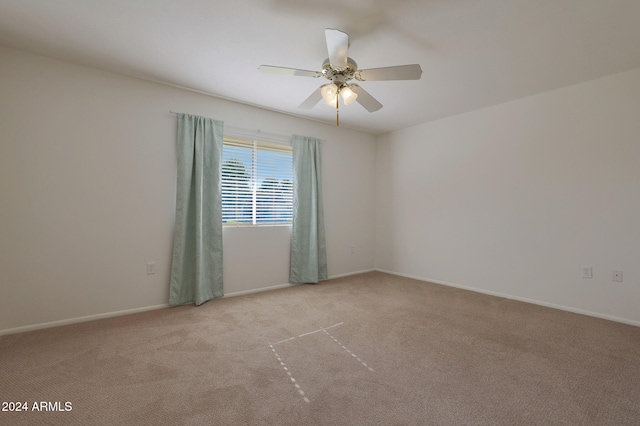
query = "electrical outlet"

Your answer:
(612, 270), (623, 282)
(147, 262), (156, 275)
(350, 245), (355, 254)
(582, 266), (592, 279)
